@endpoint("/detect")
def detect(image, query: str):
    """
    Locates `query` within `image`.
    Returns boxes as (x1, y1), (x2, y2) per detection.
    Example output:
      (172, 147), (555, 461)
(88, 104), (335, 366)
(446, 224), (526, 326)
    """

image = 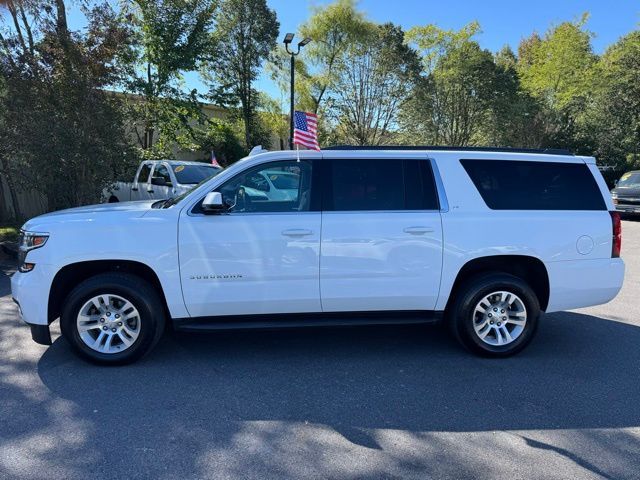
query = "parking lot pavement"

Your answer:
(1, 224), (640, 480)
